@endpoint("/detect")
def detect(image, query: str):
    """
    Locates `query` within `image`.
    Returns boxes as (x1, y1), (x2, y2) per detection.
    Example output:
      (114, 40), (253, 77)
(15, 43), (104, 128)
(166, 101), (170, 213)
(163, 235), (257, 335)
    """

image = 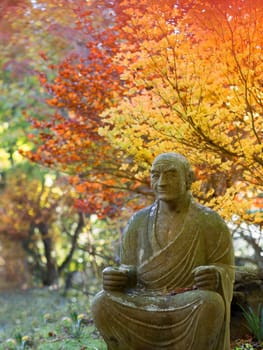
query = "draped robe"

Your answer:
(92, 199), (234, 350)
